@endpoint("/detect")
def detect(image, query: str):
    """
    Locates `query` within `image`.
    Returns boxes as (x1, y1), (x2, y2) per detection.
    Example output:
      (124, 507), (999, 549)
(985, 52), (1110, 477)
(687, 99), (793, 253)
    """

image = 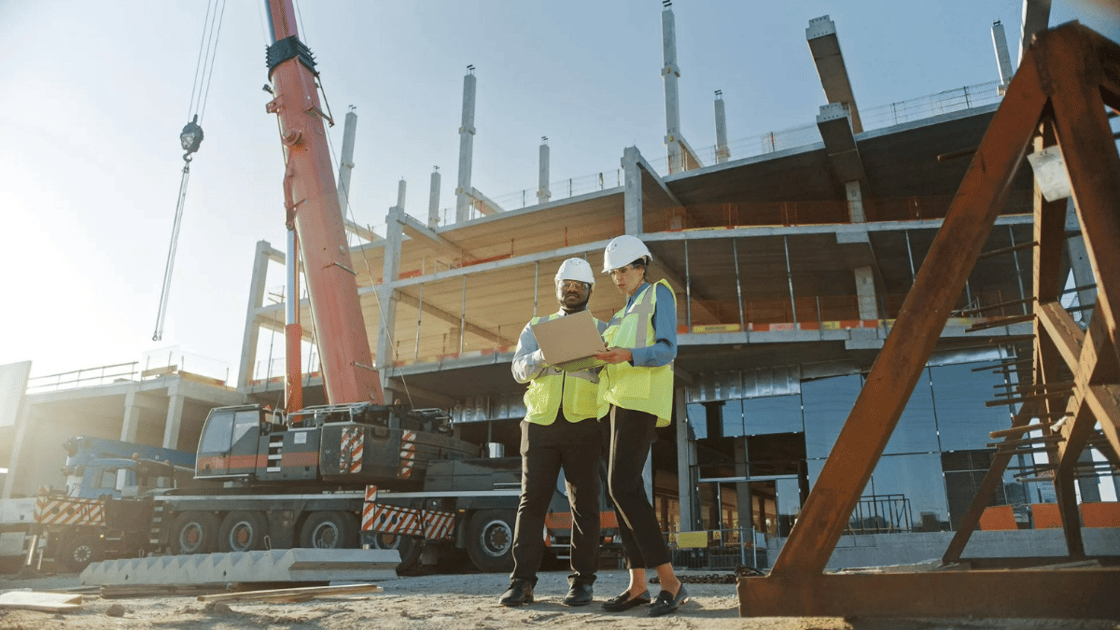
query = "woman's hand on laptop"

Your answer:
(595, 347), (632, 365)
